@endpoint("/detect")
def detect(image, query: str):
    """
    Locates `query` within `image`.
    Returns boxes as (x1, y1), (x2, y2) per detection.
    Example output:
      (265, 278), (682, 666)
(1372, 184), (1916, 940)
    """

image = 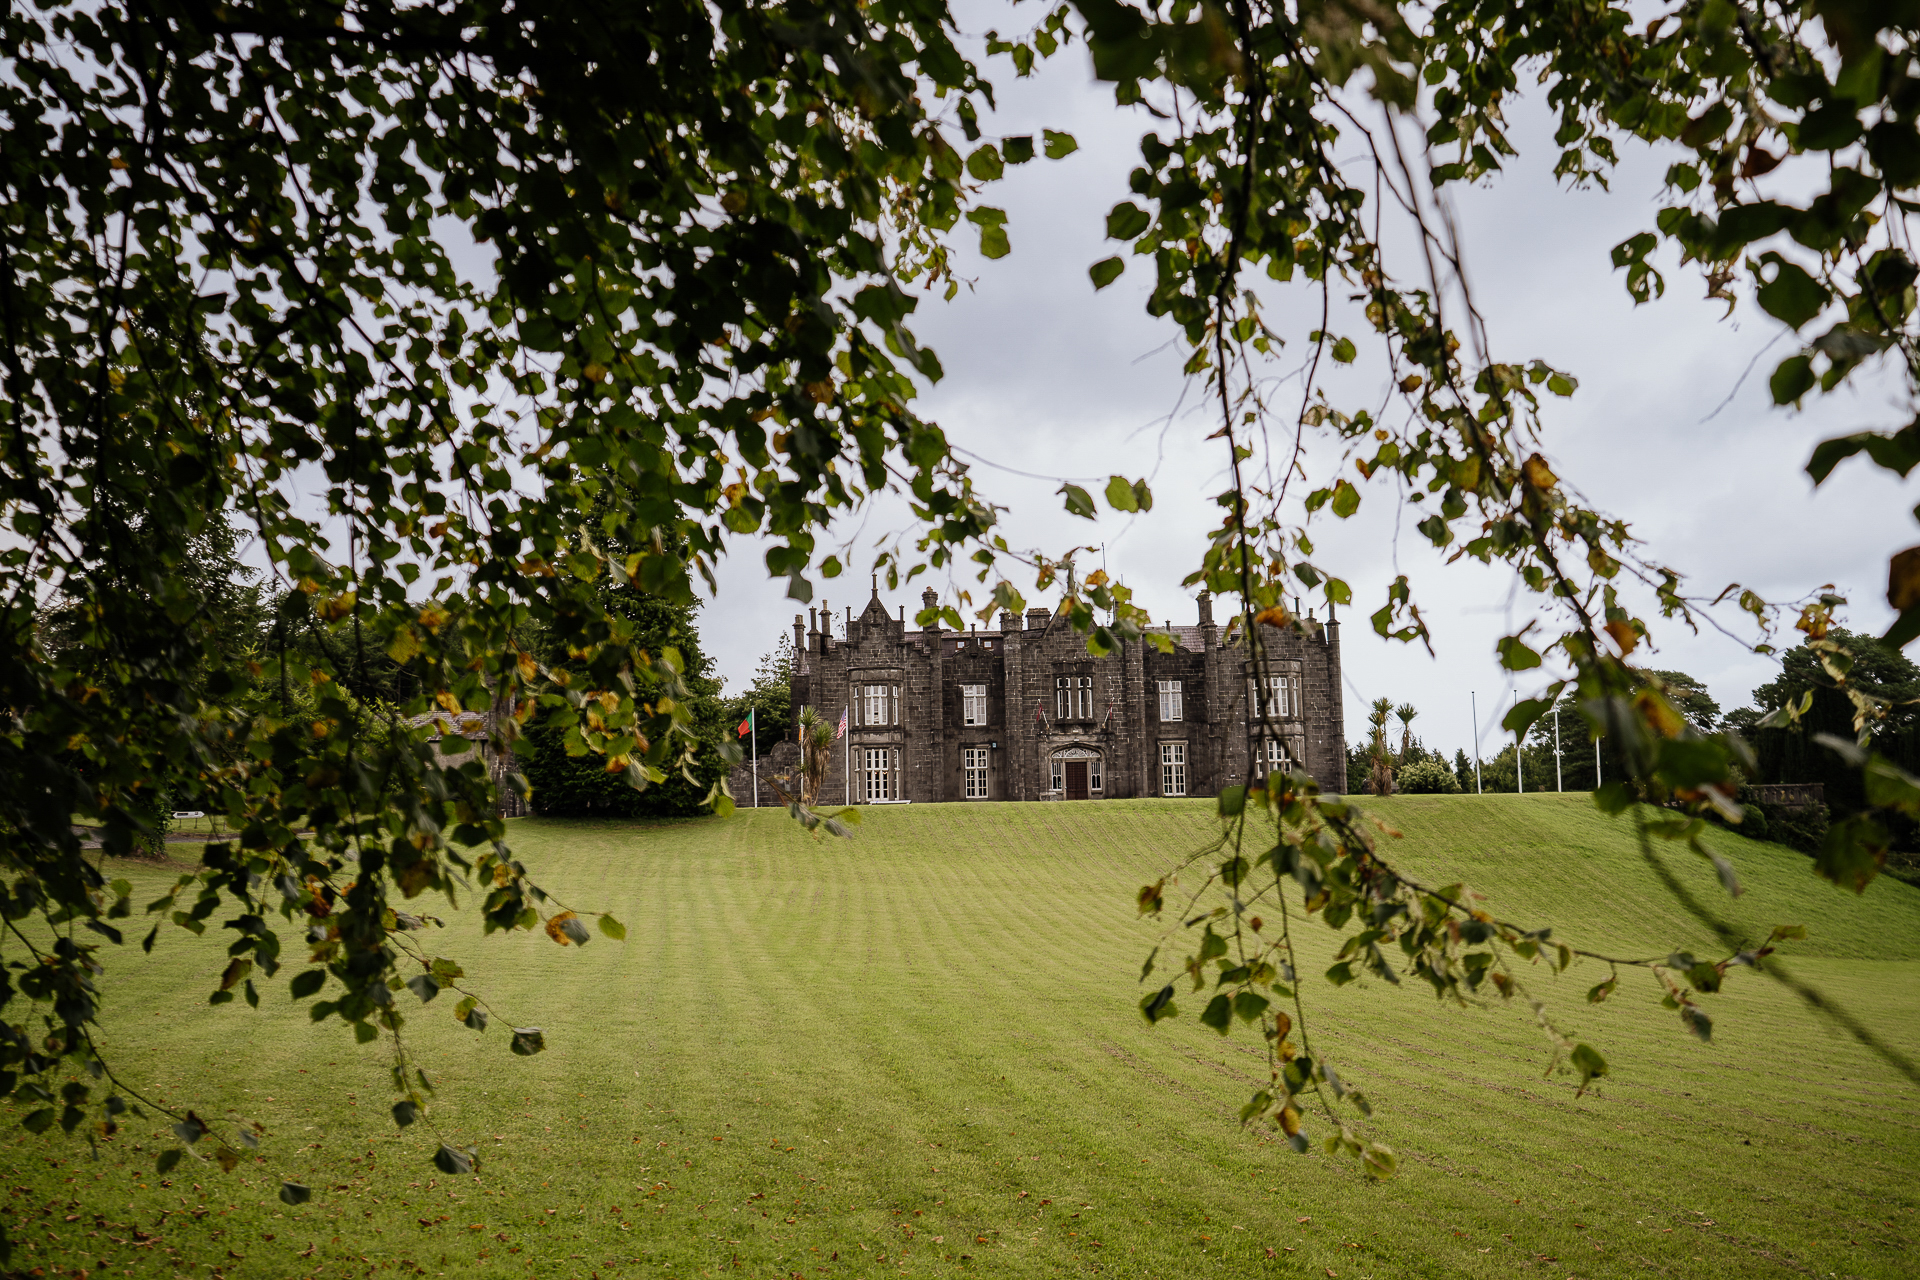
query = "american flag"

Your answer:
(835, 707), (848, 739)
